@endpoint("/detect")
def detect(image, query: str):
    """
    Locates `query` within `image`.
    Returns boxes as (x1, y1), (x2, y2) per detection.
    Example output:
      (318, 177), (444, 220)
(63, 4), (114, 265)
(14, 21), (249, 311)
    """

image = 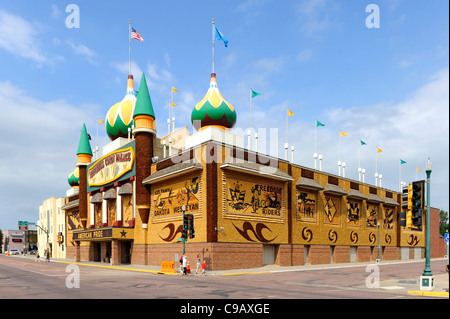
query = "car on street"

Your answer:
(9, 249), (20, 255)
